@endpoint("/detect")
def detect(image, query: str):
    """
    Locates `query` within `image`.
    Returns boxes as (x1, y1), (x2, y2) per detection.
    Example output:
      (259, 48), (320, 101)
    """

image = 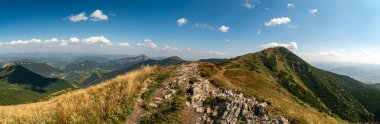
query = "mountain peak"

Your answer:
(138, 54), (148, 58)
(260, 47), (292, 55)
(165, 56), (183, 61)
